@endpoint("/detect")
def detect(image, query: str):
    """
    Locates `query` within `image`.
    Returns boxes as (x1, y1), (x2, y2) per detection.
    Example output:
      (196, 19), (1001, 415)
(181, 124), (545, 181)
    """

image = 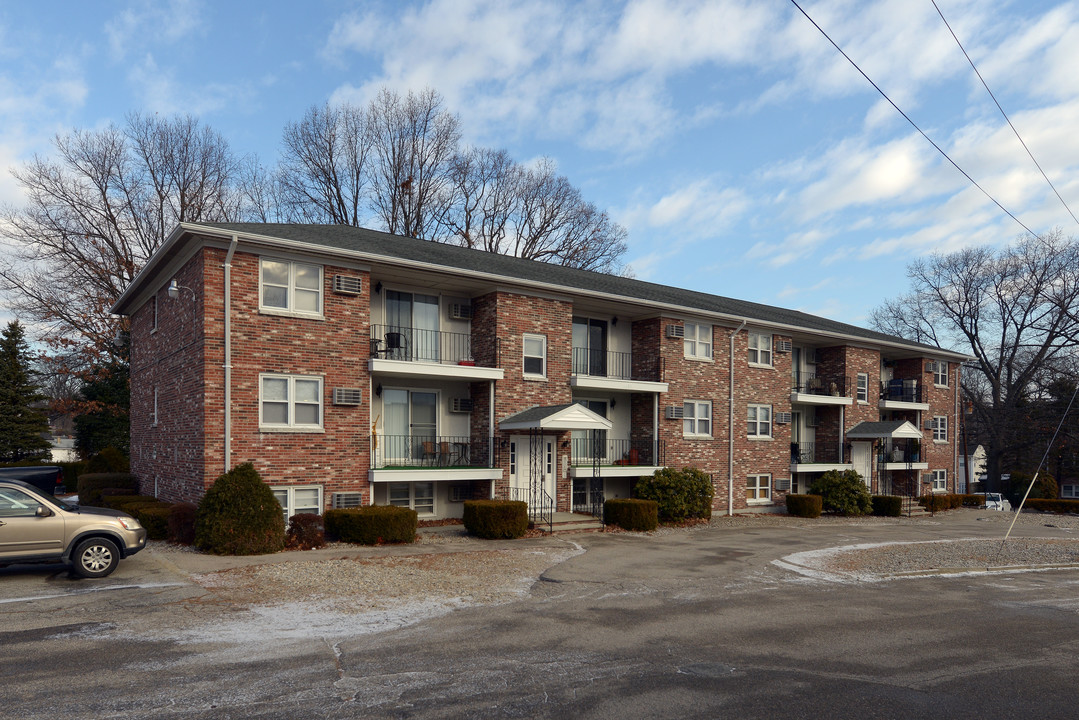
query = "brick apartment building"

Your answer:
(111, 223), (968, 521)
